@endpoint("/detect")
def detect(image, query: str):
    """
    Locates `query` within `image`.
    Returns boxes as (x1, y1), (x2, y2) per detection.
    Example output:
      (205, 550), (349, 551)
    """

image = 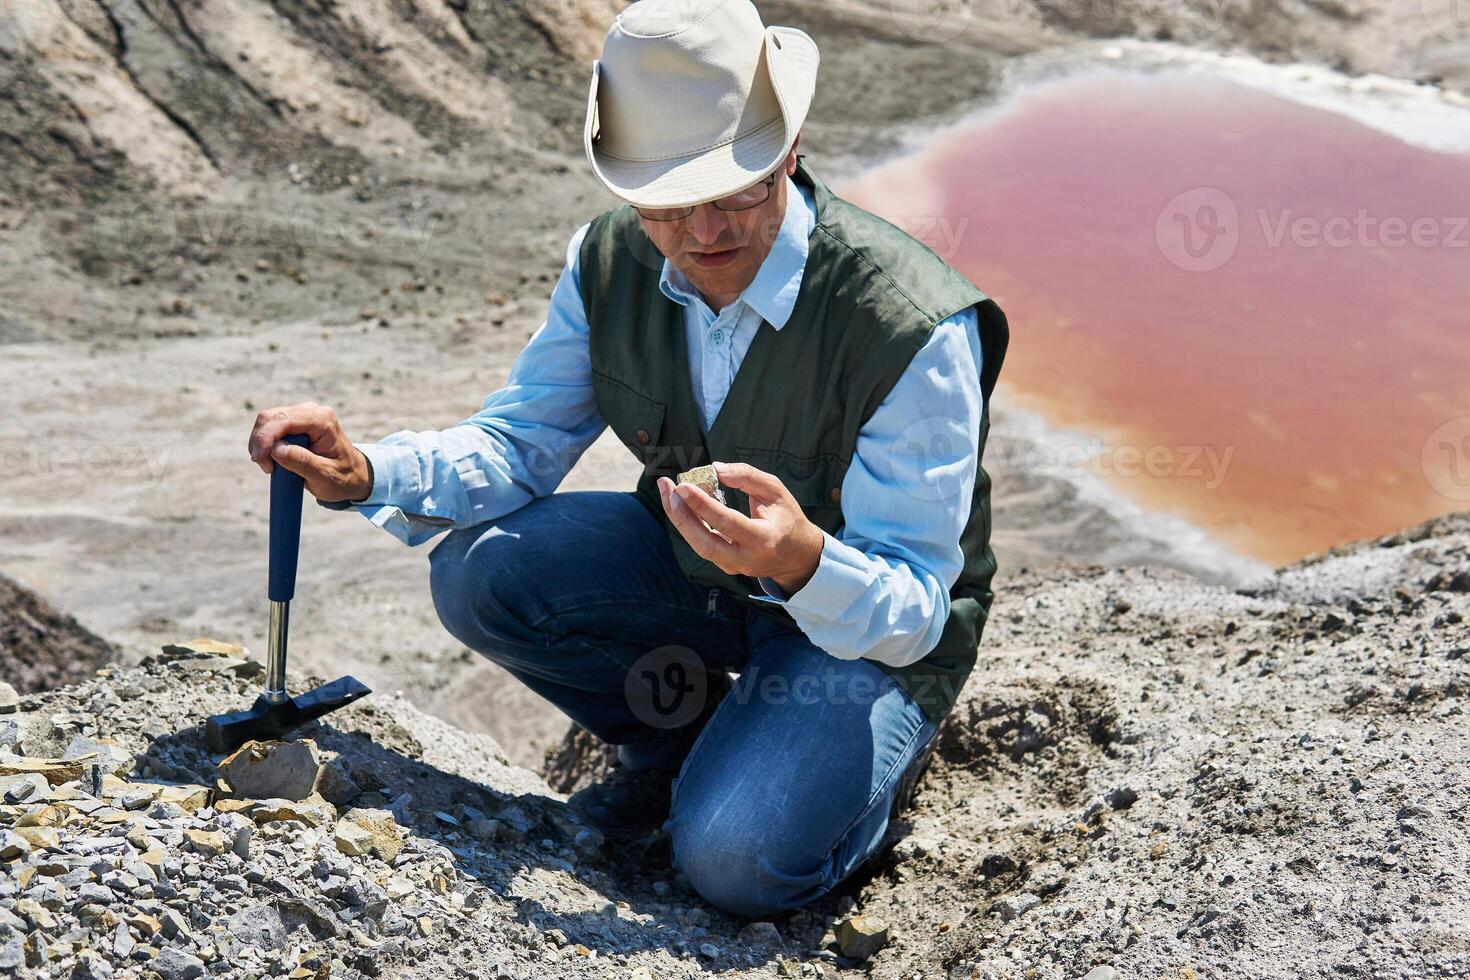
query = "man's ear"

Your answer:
(786, 133), (800, 175)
